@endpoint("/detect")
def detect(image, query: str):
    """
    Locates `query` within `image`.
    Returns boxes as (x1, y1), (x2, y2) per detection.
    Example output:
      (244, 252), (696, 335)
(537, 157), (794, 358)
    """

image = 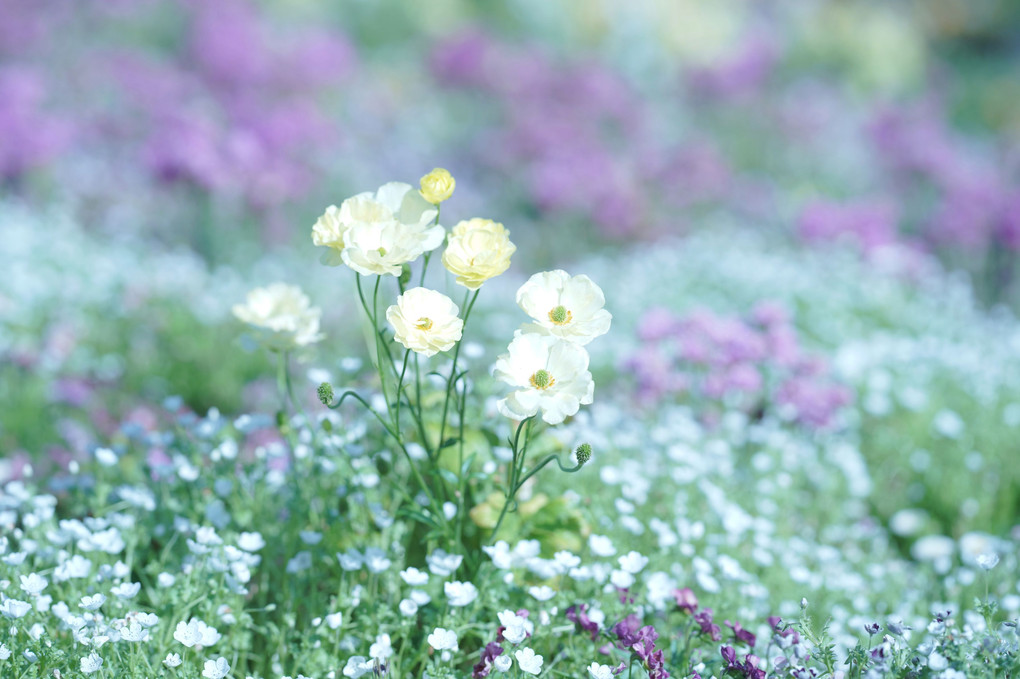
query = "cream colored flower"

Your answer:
(232, 283), (324, 350)
(420, 168), (456, 204)
(493, 333), (594, 425)
(442, 218), (516, 290)
(516, 270), (611, 346)
(311, 204), (348, 266)
(312, 182), (443, 275)
(386, 288), (463, 357)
